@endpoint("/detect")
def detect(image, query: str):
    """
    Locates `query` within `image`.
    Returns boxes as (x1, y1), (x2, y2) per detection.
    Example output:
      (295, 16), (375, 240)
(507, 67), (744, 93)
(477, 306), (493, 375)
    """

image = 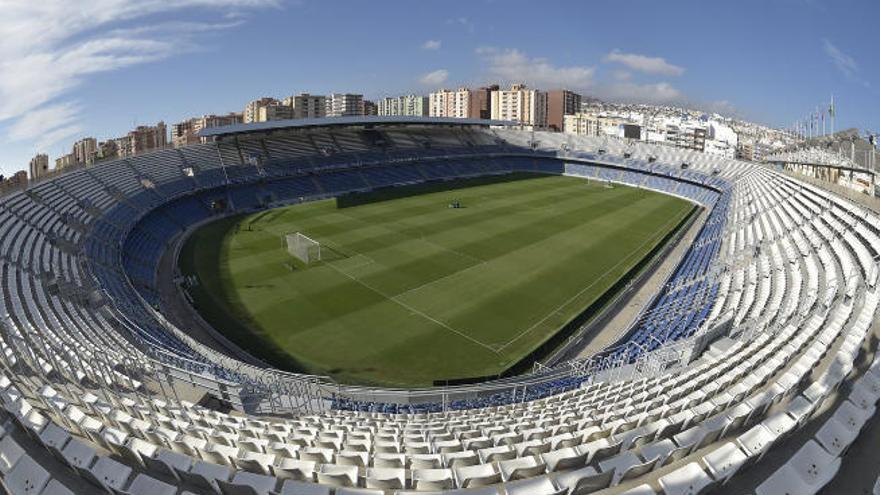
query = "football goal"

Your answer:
(286, 232), (321, 264)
